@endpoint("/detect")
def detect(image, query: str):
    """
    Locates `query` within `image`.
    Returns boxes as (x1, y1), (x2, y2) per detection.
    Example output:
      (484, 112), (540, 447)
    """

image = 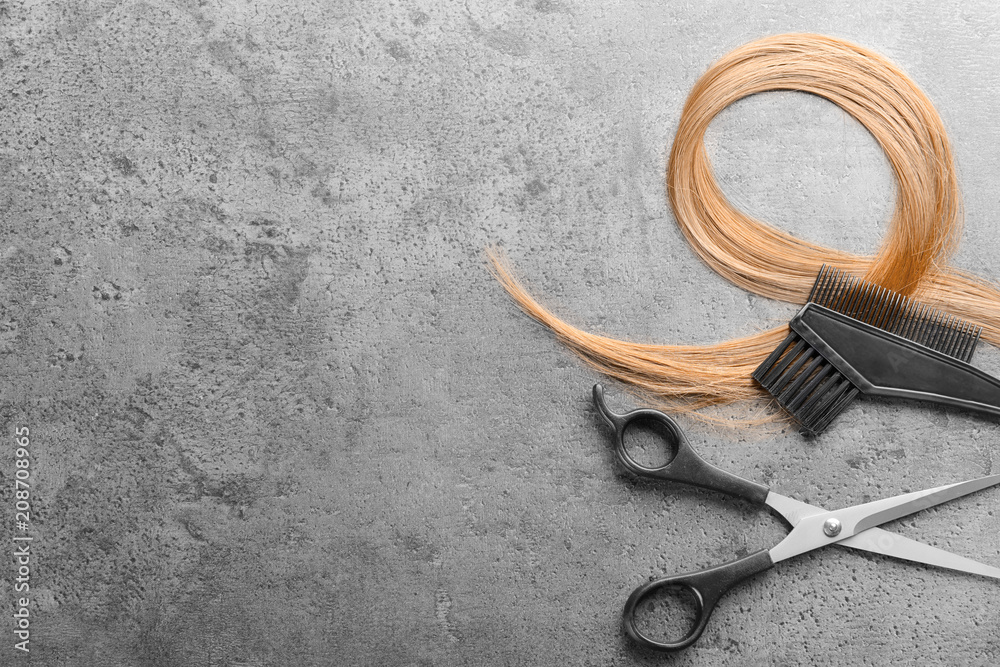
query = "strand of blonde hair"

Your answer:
(490, 33), (1000, 421)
